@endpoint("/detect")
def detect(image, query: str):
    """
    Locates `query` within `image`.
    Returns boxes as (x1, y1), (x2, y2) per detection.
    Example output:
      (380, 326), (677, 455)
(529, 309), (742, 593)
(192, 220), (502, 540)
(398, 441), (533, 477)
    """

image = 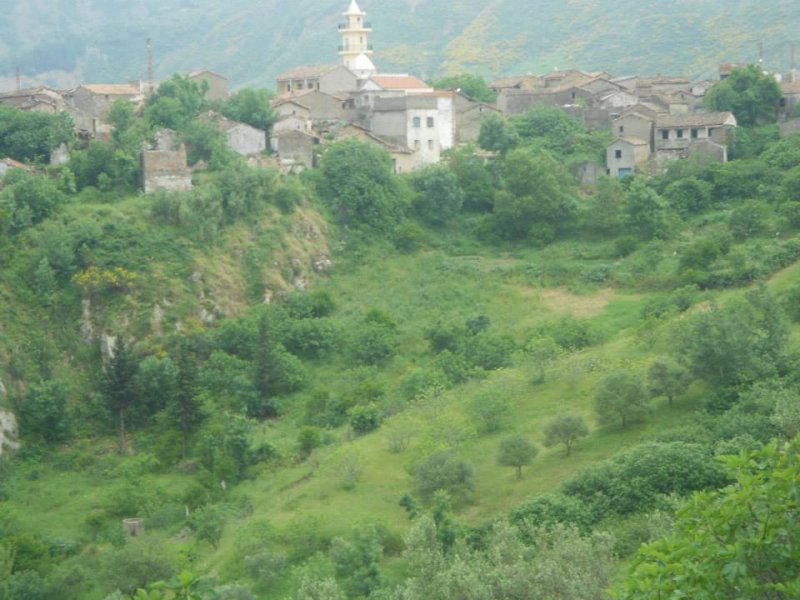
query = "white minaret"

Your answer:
(339, 0), (373, 70)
